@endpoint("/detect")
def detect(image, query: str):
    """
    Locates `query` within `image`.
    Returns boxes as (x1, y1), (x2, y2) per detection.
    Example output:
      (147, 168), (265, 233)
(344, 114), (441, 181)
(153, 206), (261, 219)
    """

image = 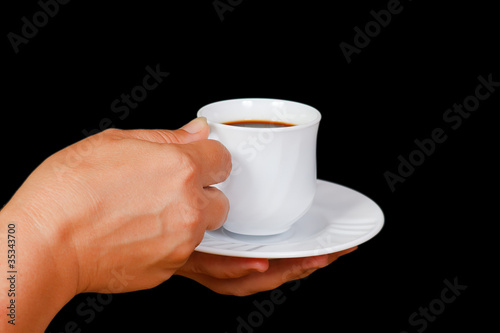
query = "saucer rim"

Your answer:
(195, 179), (384, 258)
